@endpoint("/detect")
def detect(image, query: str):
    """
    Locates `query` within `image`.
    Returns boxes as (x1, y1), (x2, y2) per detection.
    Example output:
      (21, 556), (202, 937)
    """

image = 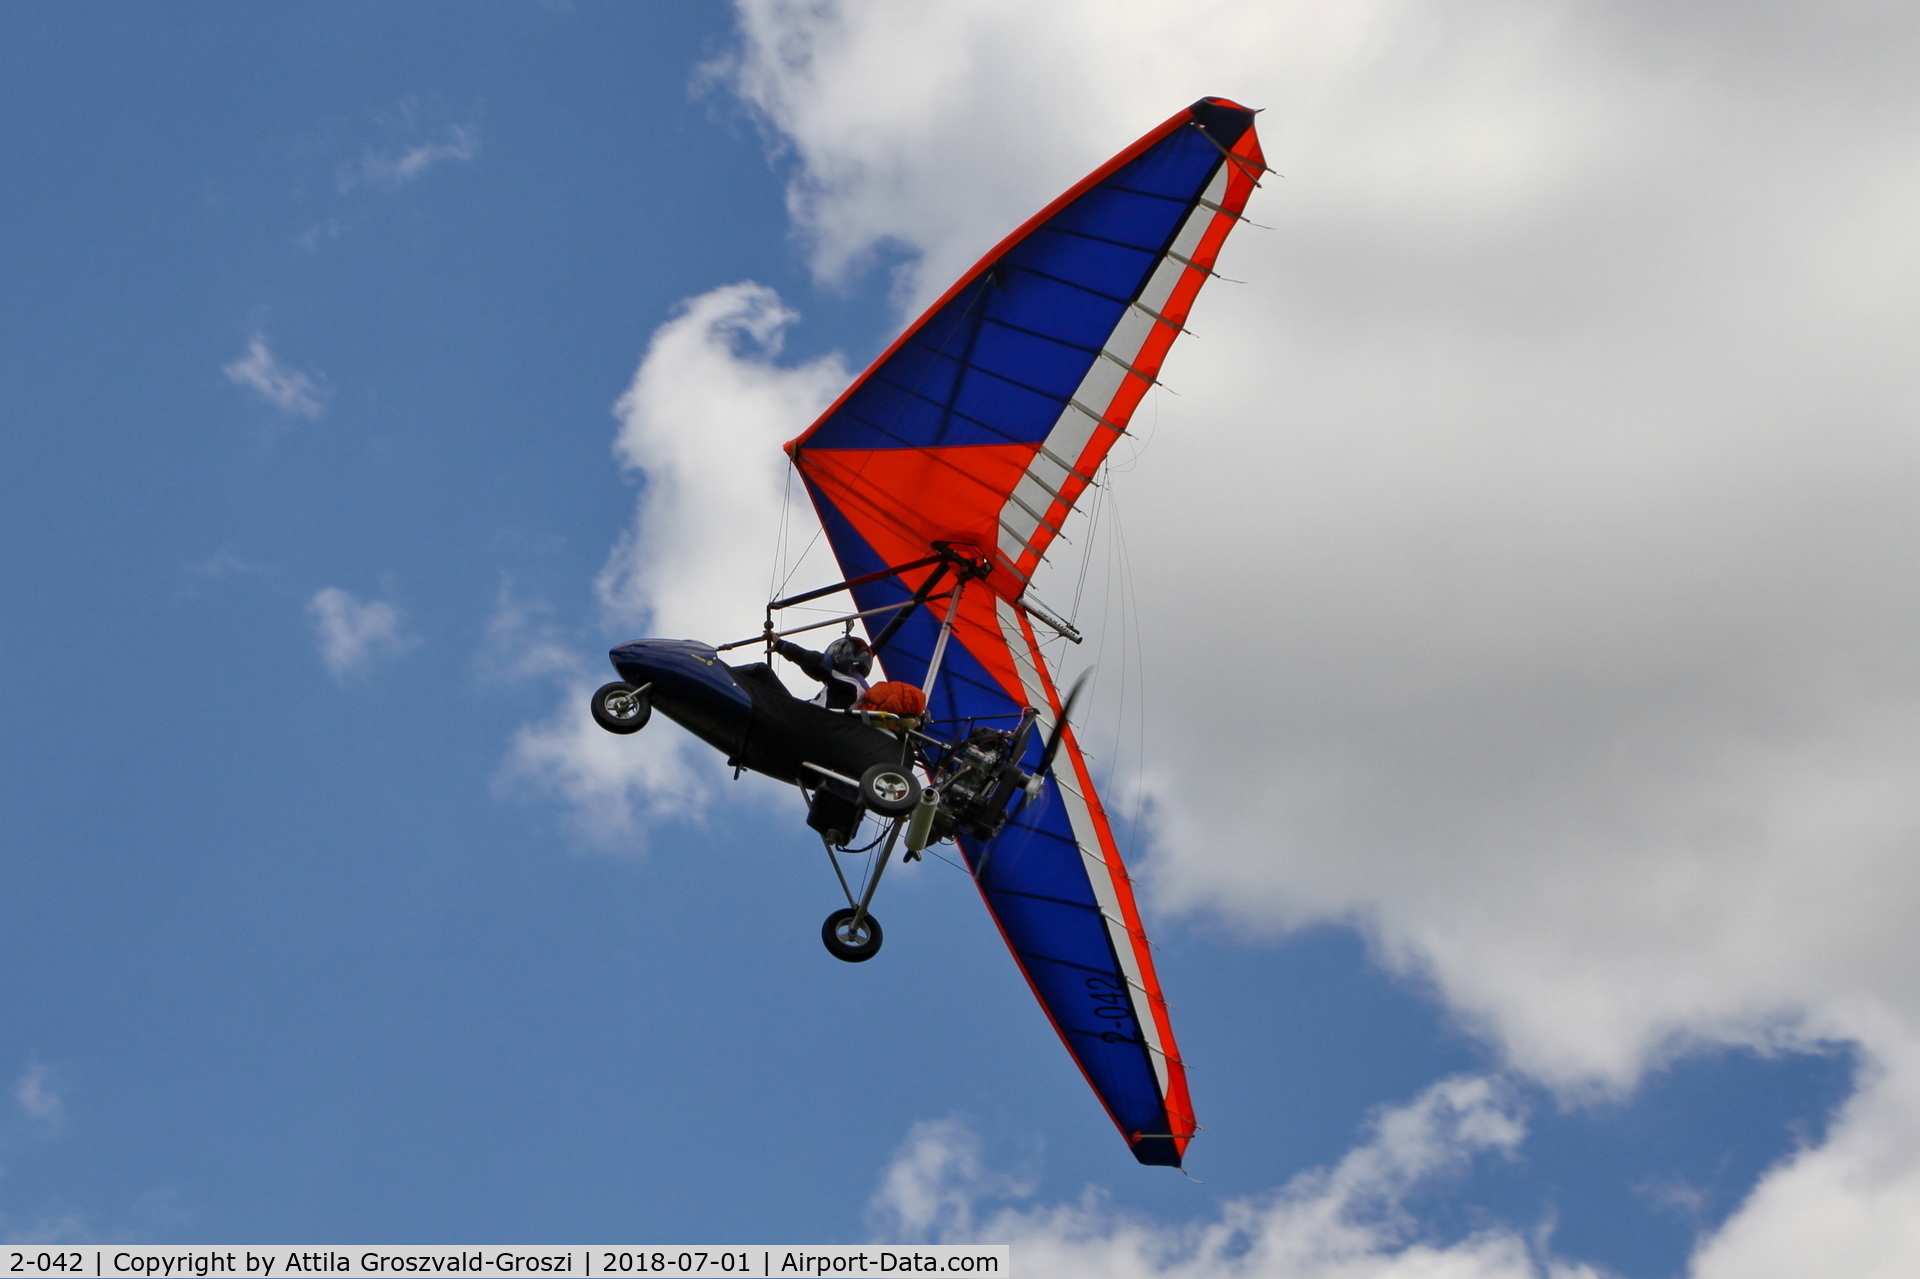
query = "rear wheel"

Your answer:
(822, 907), (883, 962)
(591, 682), (651, 734)
(859, 763), (920, 815)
